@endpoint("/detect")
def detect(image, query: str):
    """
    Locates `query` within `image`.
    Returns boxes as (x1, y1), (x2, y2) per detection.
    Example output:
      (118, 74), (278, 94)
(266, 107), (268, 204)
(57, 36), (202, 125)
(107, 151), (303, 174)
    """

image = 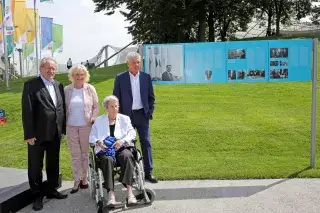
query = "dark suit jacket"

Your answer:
(162, 71), (173, 81)
(21, 77), (66, 141)
(113, 71), (155, 119)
